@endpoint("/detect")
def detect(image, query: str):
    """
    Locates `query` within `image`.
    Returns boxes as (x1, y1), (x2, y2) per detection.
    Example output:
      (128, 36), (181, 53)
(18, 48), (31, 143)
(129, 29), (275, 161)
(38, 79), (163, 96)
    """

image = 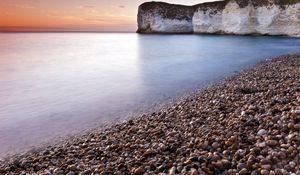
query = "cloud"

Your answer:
(4, 12), (15, 16)
(78, 5), (95, 9)
(118, 5), (125, 8)
(84, 18), (107, 22)
(47, 12), (59, 17)
(47, 13), (83, 22)
(77, 5), (99, 15)
(62, 16), (84, 21)
(18, 4), (35, 9)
